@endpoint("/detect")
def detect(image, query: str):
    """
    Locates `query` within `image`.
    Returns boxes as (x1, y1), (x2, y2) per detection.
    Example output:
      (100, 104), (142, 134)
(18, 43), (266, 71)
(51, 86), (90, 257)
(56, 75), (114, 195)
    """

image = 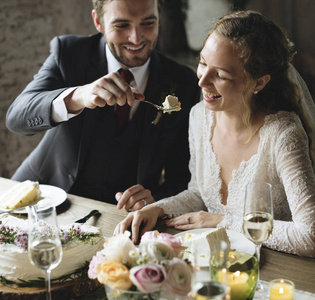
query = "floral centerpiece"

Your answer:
(88, 230), (193, 299)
